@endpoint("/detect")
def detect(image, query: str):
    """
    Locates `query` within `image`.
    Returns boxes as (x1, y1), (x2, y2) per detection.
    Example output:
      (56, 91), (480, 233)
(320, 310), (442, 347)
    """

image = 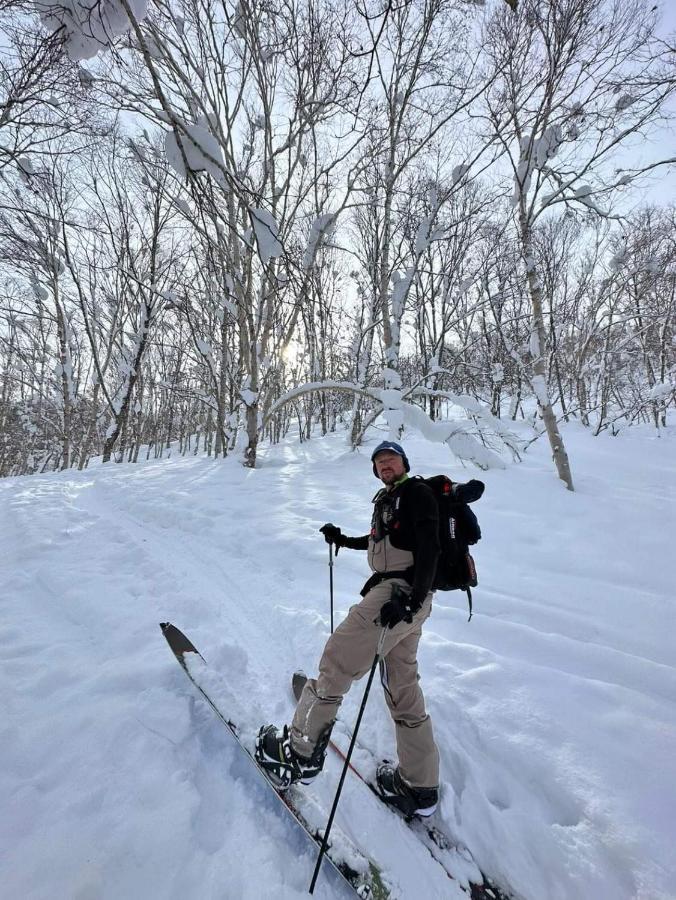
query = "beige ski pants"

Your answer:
(290, 577), (439, 788)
